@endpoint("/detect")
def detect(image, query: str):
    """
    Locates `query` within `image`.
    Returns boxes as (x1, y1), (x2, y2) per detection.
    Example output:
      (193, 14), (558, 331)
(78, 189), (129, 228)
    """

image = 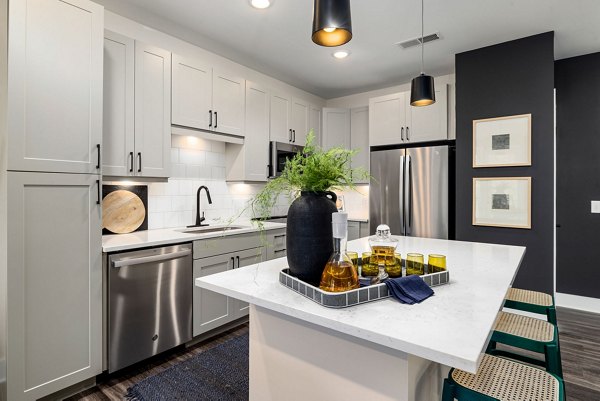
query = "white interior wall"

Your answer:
(0, 0), (8, 396)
